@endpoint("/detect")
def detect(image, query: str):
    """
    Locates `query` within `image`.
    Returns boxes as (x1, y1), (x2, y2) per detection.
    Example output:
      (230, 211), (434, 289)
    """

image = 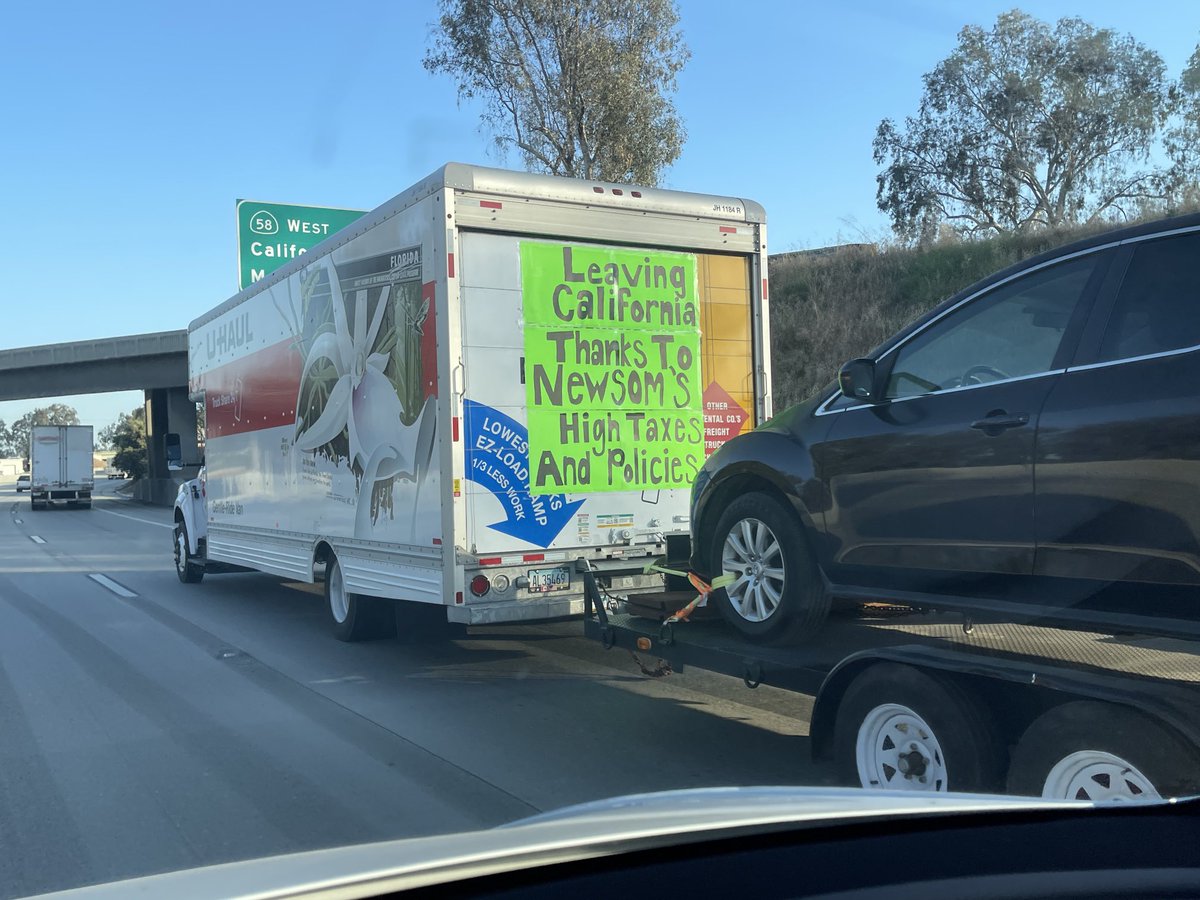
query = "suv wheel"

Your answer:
(708, 491), (830, 643)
